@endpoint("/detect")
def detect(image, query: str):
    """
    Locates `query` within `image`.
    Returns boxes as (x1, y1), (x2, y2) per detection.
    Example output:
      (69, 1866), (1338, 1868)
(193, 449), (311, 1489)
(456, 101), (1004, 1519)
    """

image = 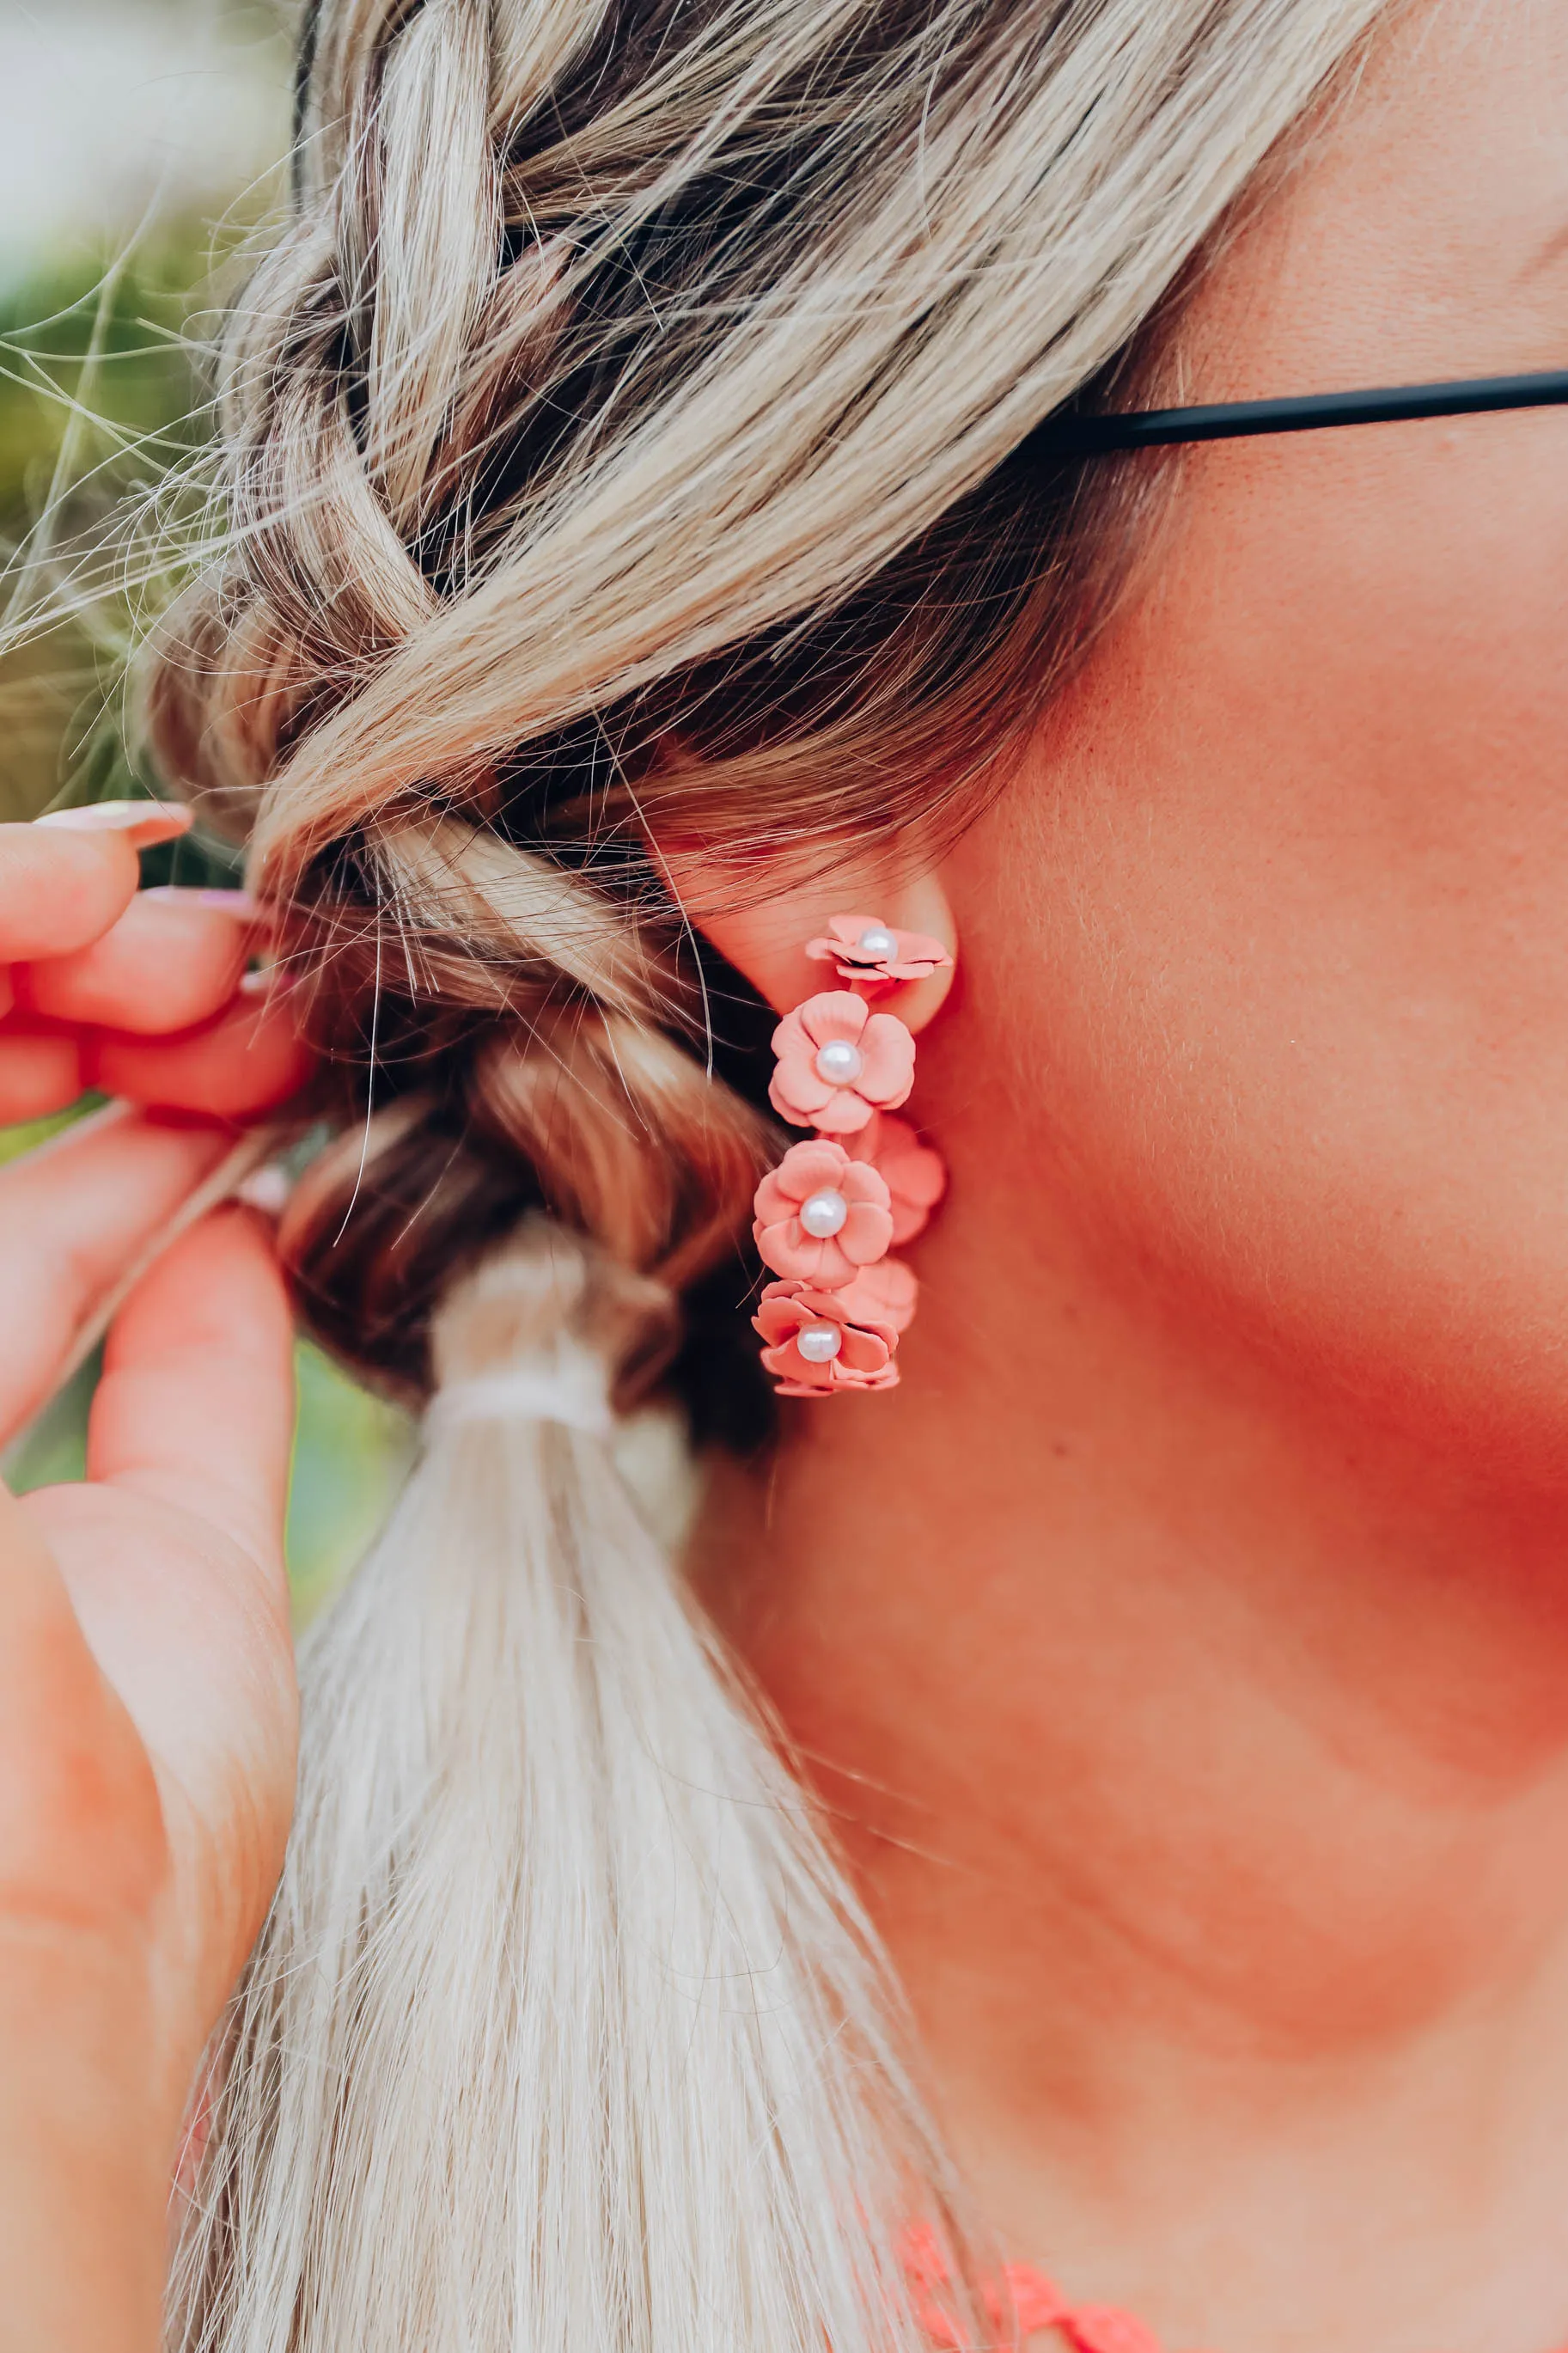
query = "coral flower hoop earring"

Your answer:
(753, 915), (951, 1398)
